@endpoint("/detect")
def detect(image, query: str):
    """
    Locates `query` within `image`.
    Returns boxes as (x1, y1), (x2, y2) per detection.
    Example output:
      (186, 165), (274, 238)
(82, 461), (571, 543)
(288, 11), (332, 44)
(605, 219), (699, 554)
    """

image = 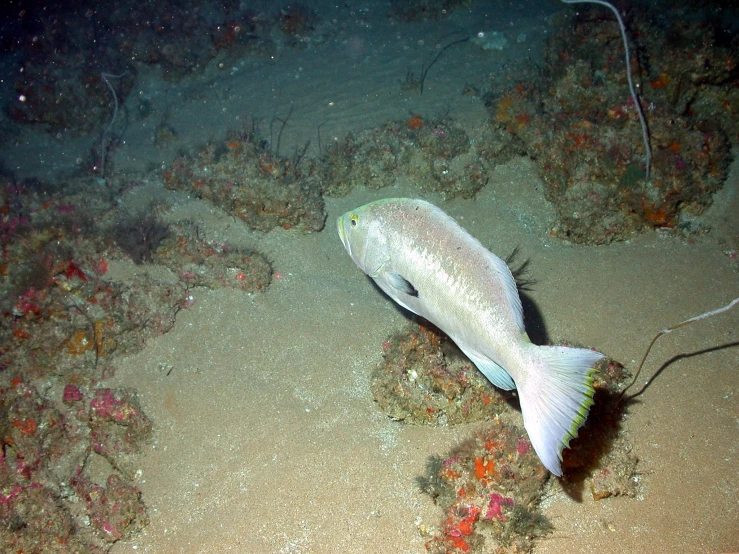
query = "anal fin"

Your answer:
(461, 349), (516, 391)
